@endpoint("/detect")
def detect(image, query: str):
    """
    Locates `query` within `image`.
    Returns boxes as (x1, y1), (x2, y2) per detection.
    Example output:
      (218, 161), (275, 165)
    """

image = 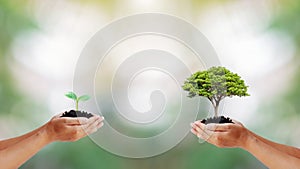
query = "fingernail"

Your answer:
(190, 123), (194, 127)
